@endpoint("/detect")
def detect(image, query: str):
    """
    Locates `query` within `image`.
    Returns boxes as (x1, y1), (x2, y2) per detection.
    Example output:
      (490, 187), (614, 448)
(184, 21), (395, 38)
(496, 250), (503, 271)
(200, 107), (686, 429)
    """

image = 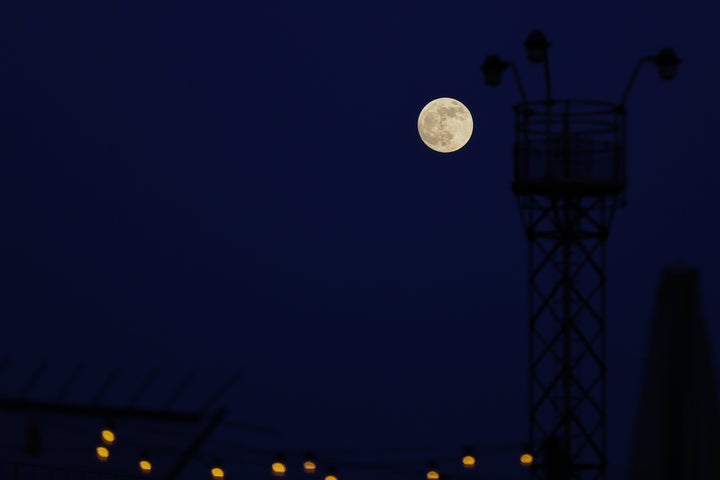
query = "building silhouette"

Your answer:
(630, 266), (720, 480)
